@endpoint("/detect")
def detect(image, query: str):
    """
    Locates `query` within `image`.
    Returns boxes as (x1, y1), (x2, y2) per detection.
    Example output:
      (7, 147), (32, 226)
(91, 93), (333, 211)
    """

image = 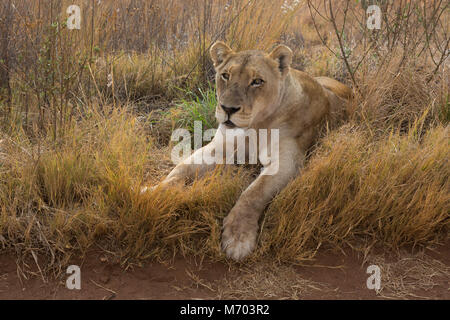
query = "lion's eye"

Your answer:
(221, 73), (230, 81)
(251, 79), (264, 87)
